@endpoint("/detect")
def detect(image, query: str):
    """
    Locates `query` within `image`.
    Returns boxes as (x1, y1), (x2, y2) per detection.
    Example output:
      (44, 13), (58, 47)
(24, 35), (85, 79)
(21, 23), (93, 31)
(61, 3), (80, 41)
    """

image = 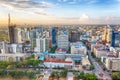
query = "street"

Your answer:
(88, 50), (111, 80)
(43, 69), (51, 80)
